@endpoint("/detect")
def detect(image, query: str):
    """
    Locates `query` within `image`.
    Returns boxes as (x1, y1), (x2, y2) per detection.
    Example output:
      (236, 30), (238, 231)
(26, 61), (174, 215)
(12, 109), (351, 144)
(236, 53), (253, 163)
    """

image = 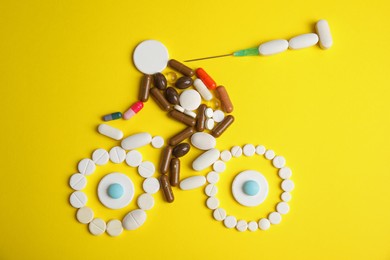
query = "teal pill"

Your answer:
(242, 180), (260, 196)
(107, 183), (124, 199)
(103, 112), (122, 121)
